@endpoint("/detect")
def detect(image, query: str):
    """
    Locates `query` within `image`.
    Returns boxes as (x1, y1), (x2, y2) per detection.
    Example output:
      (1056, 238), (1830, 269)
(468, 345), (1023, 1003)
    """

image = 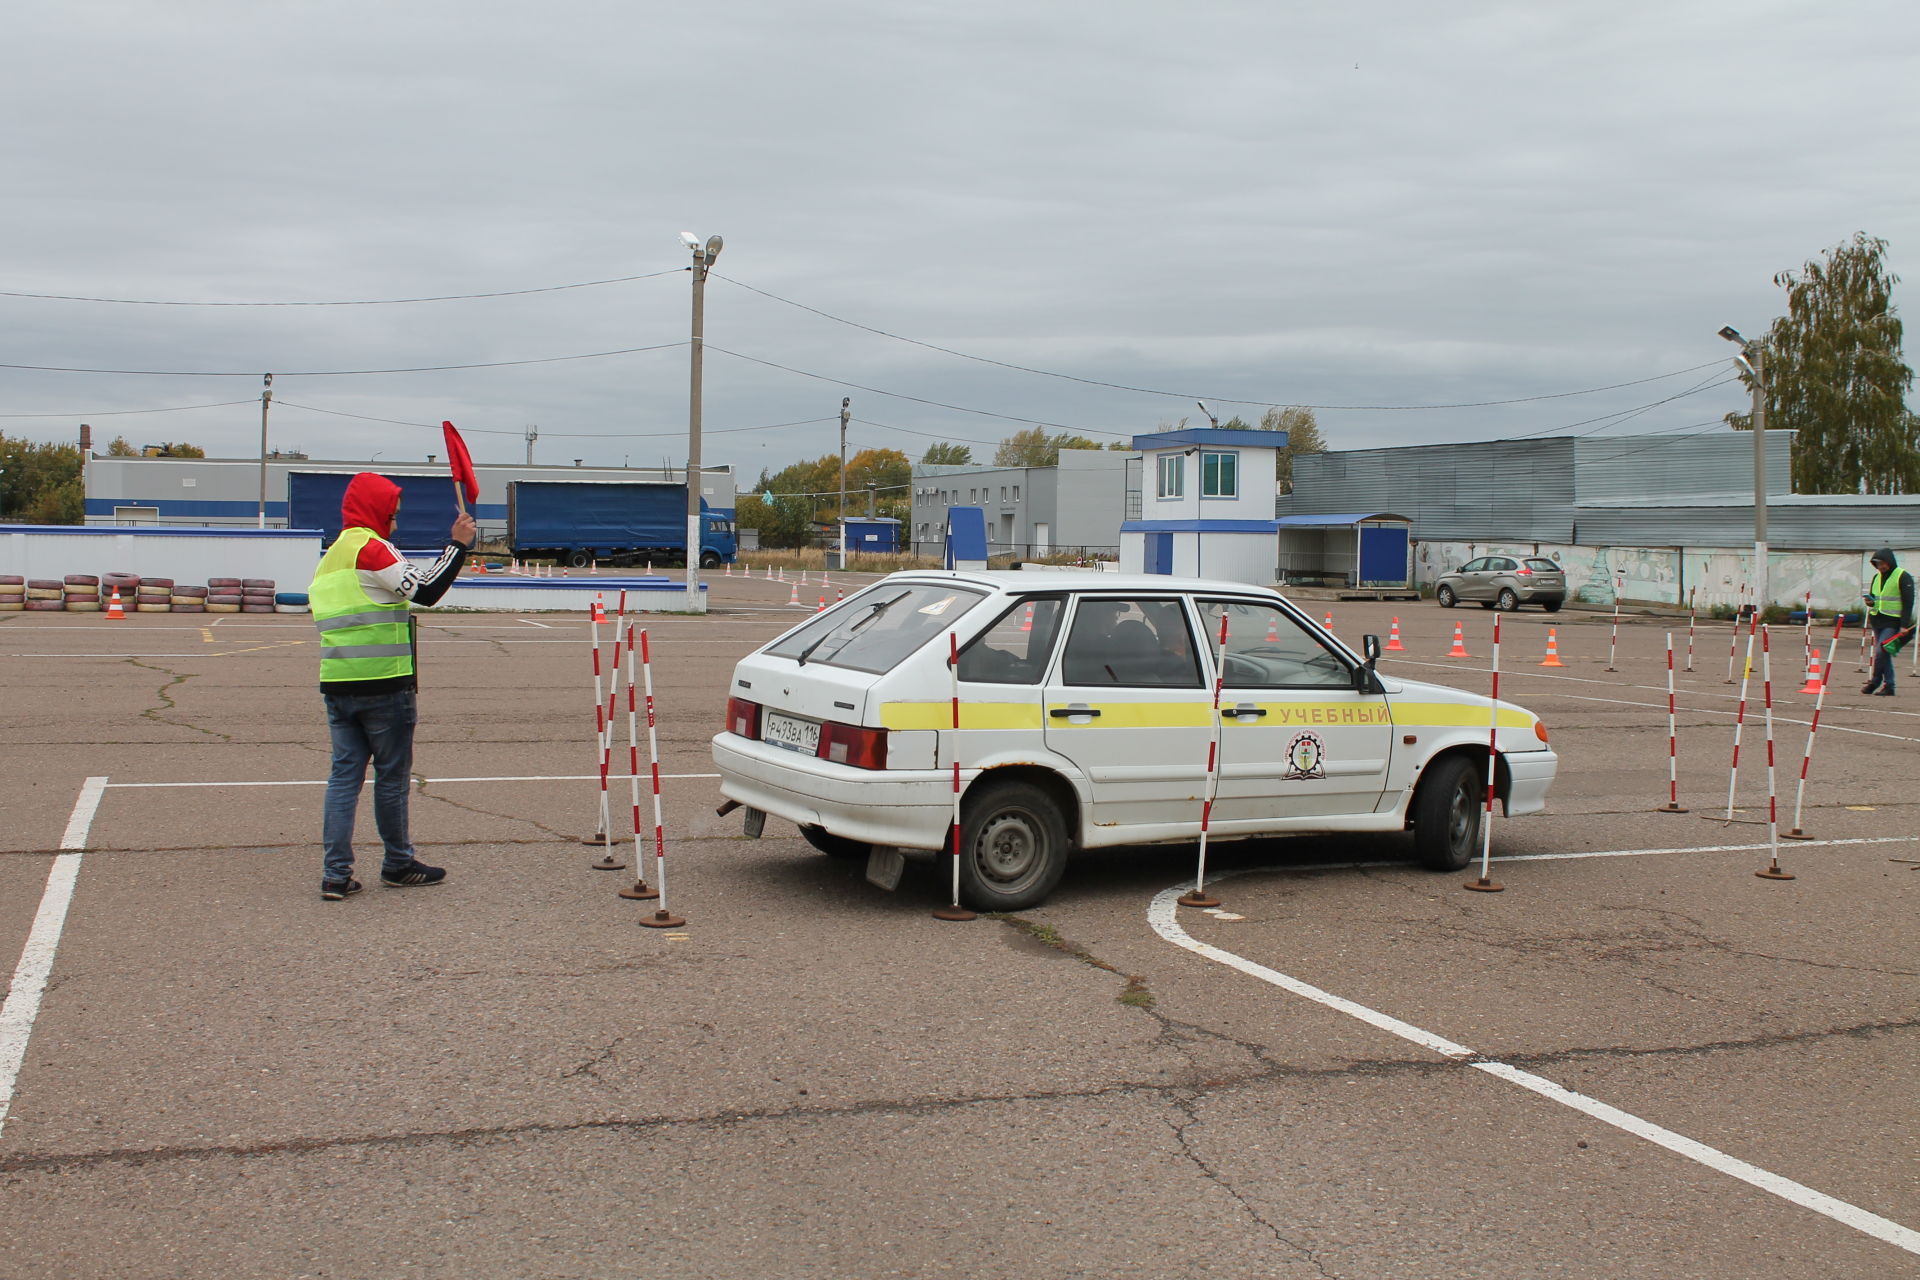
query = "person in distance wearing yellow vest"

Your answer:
(1861, 547), (1914, 698)
(311, 473), (475, 899)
